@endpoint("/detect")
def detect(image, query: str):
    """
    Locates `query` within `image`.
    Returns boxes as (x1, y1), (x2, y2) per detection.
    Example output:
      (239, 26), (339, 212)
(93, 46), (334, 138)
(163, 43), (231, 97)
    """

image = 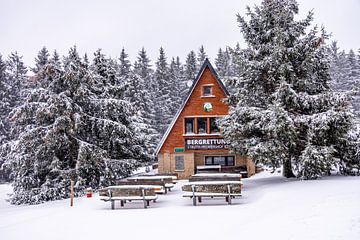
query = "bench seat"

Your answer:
(100, 195), (158, 201)
(183, 192), (242, 197)
(182, 181), (243, 206)
(99, 185), (157, 209)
